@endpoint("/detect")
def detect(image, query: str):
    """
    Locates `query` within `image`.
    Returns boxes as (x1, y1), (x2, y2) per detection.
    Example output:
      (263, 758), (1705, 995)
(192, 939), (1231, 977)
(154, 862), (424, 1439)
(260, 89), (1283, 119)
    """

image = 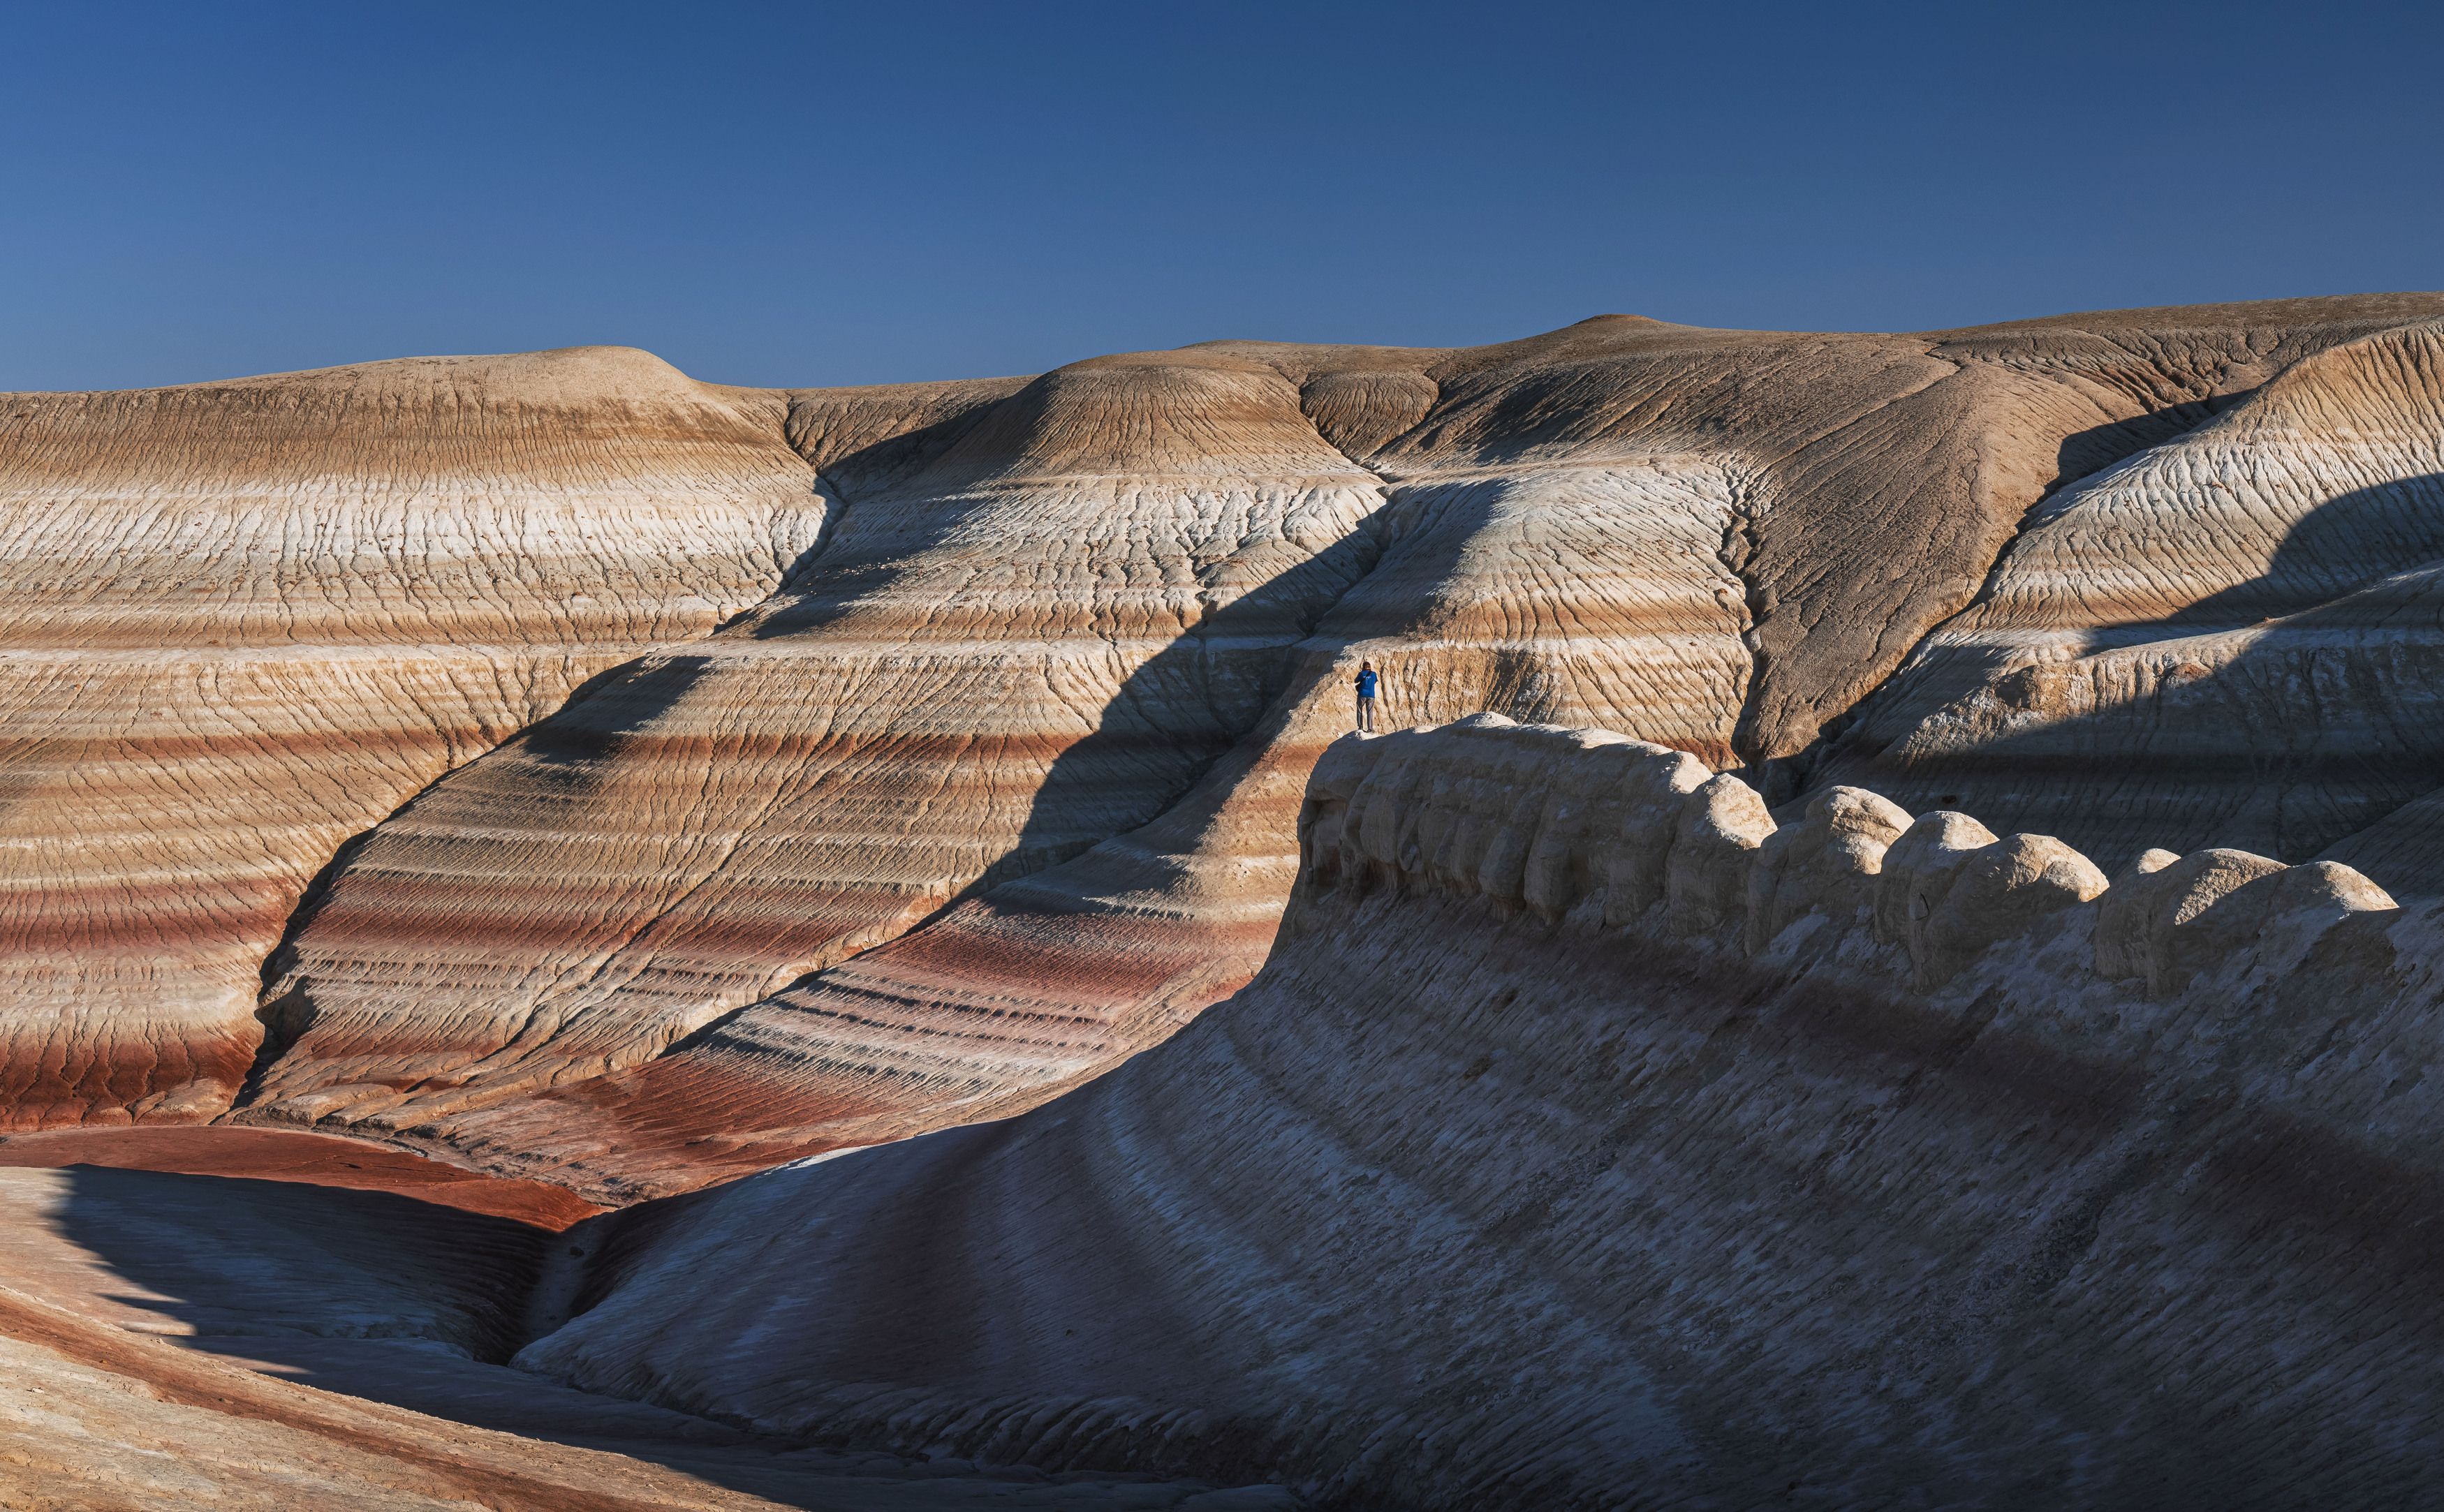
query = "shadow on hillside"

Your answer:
(1820, 470), (2444, 881)
(42, 1163), (1255, 1508)
(1725, 391), (2270, 804)
(242, 373), (1445, 1129)
(44, 1165), (544, 1361)
(244, 394), (1013, 1010)
(2045, 390), (2253, 500)
(668, 468), (1522, 1038)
